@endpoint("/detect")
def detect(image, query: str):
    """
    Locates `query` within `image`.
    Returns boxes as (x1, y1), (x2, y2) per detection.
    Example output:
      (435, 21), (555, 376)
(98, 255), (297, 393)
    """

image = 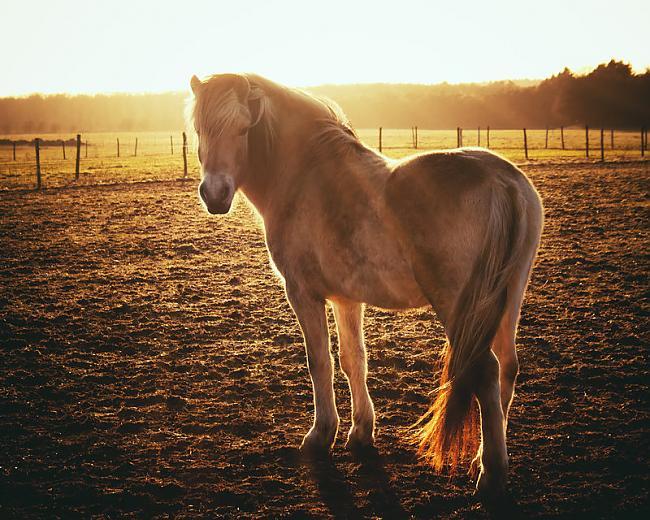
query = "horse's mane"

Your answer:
(260, 76), (385, 170)
(188, 73), (383, 170)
